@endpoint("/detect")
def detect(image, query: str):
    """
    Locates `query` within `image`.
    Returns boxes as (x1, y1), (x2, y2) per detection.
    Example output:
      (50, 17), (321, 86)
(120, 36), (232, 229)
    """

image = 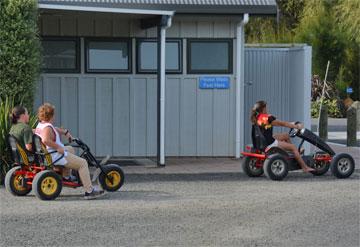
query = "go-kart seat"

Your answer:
(251, 124), (267, 152)
(33, 134), (67, 175)
(32, 134), (63, 169)
(7, 135), (34, 166)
